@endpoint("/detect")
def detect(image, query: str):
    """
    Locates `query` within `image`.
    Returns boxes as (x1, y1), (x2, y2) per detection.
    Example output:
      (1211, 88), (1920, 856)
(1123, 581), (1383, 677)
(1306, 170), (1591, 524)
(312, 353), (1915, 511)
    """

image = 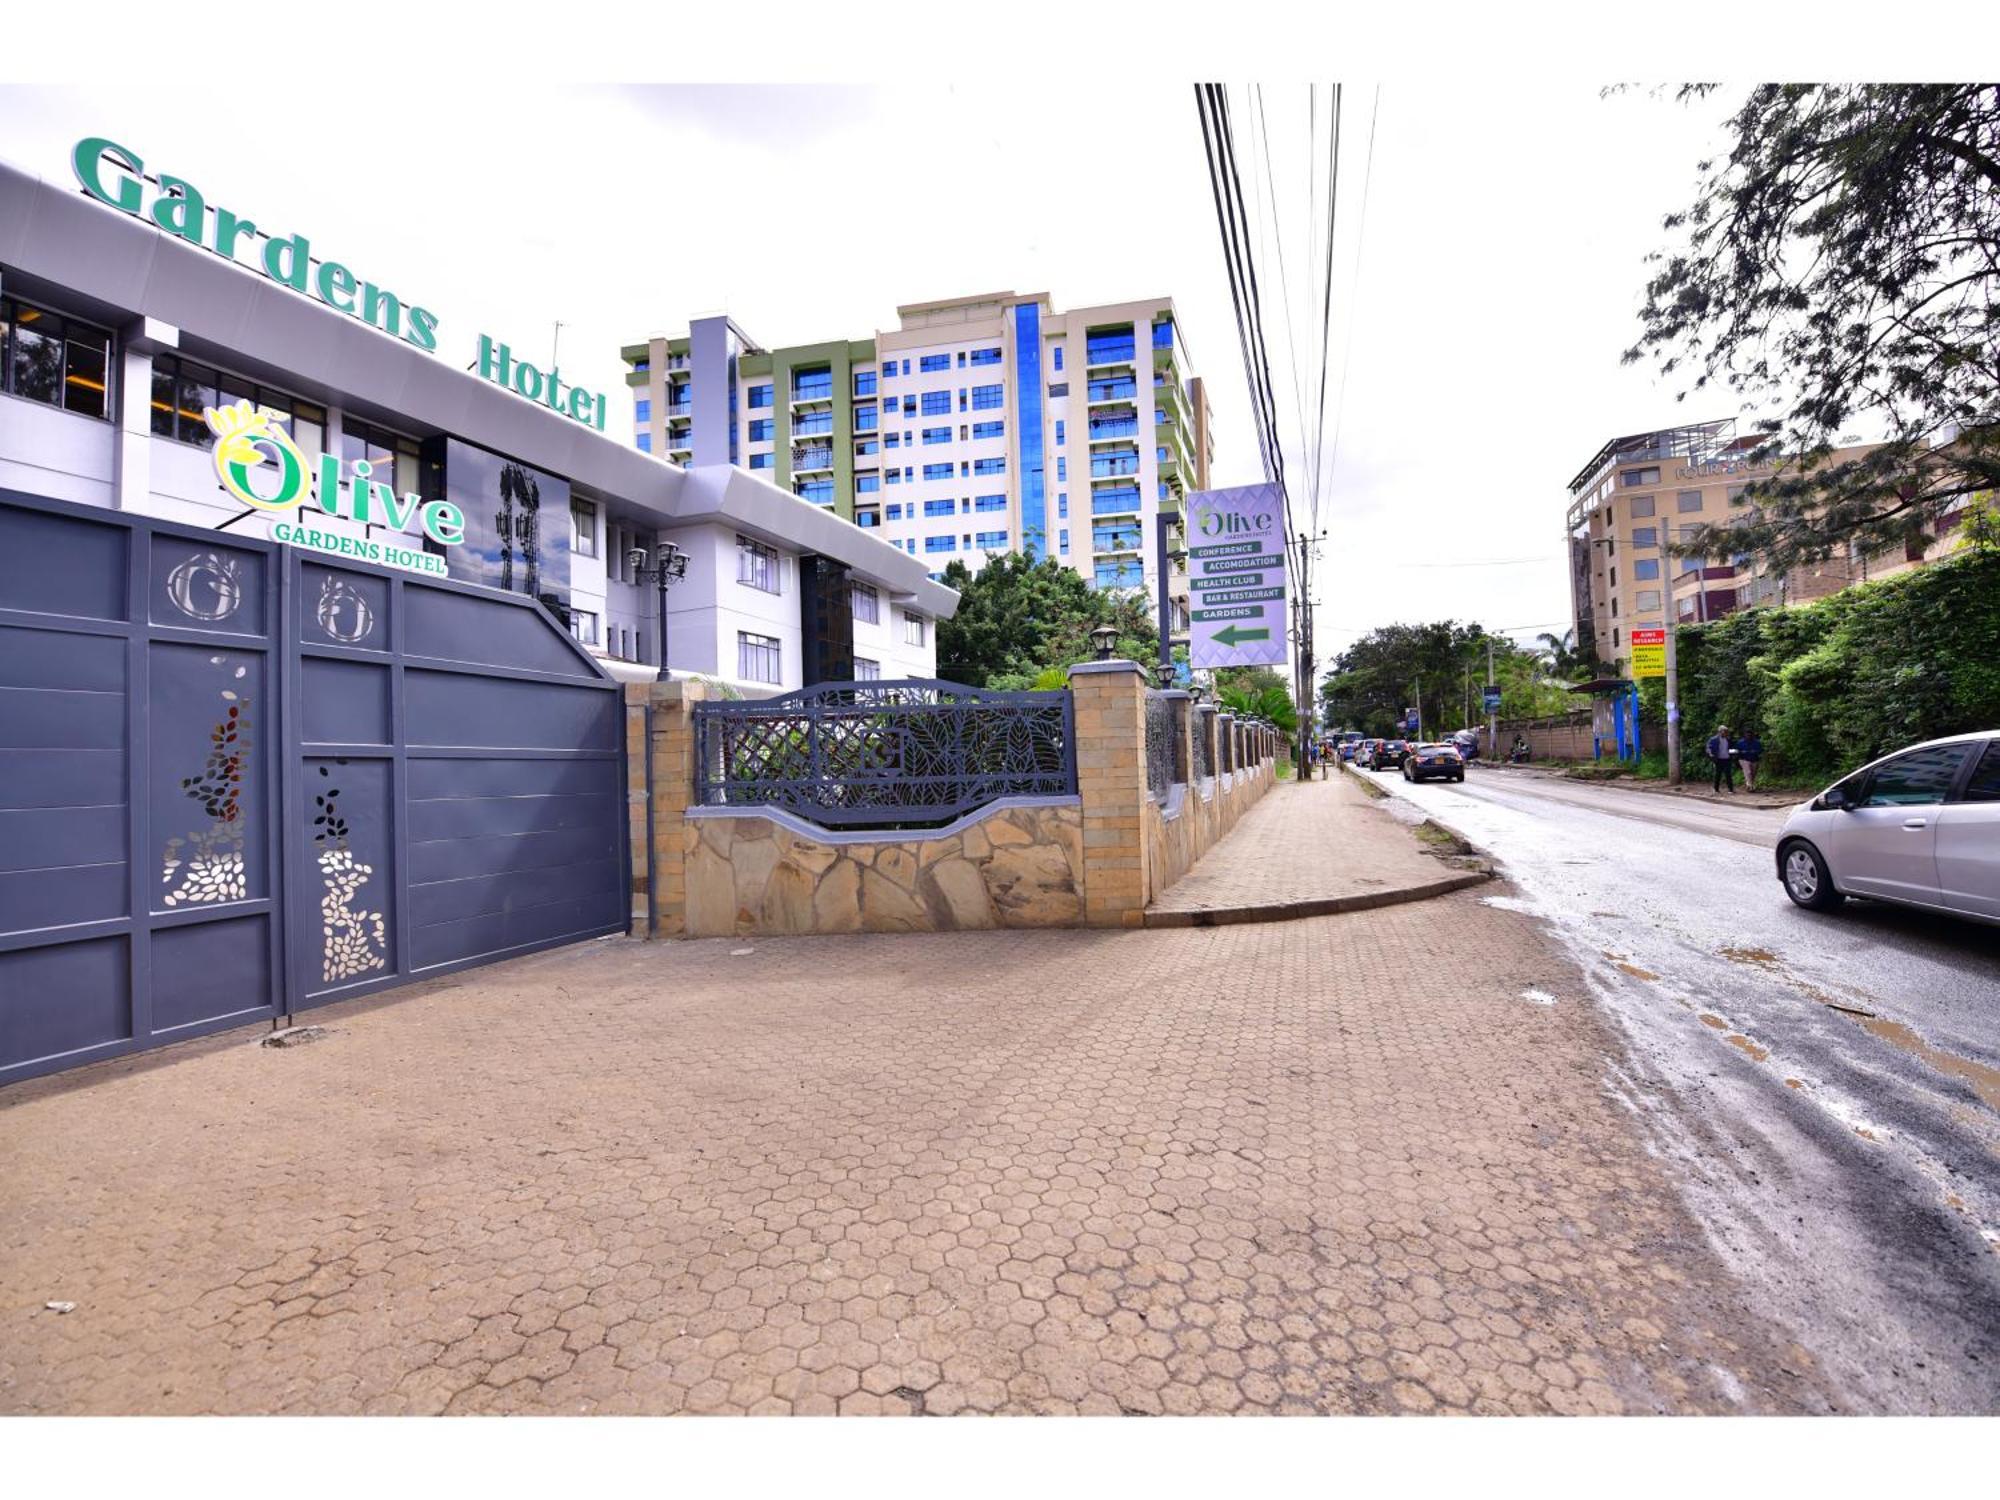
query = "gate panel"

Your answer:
(1, 493), (283, 1083)
(1, 491), (626, 1084)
